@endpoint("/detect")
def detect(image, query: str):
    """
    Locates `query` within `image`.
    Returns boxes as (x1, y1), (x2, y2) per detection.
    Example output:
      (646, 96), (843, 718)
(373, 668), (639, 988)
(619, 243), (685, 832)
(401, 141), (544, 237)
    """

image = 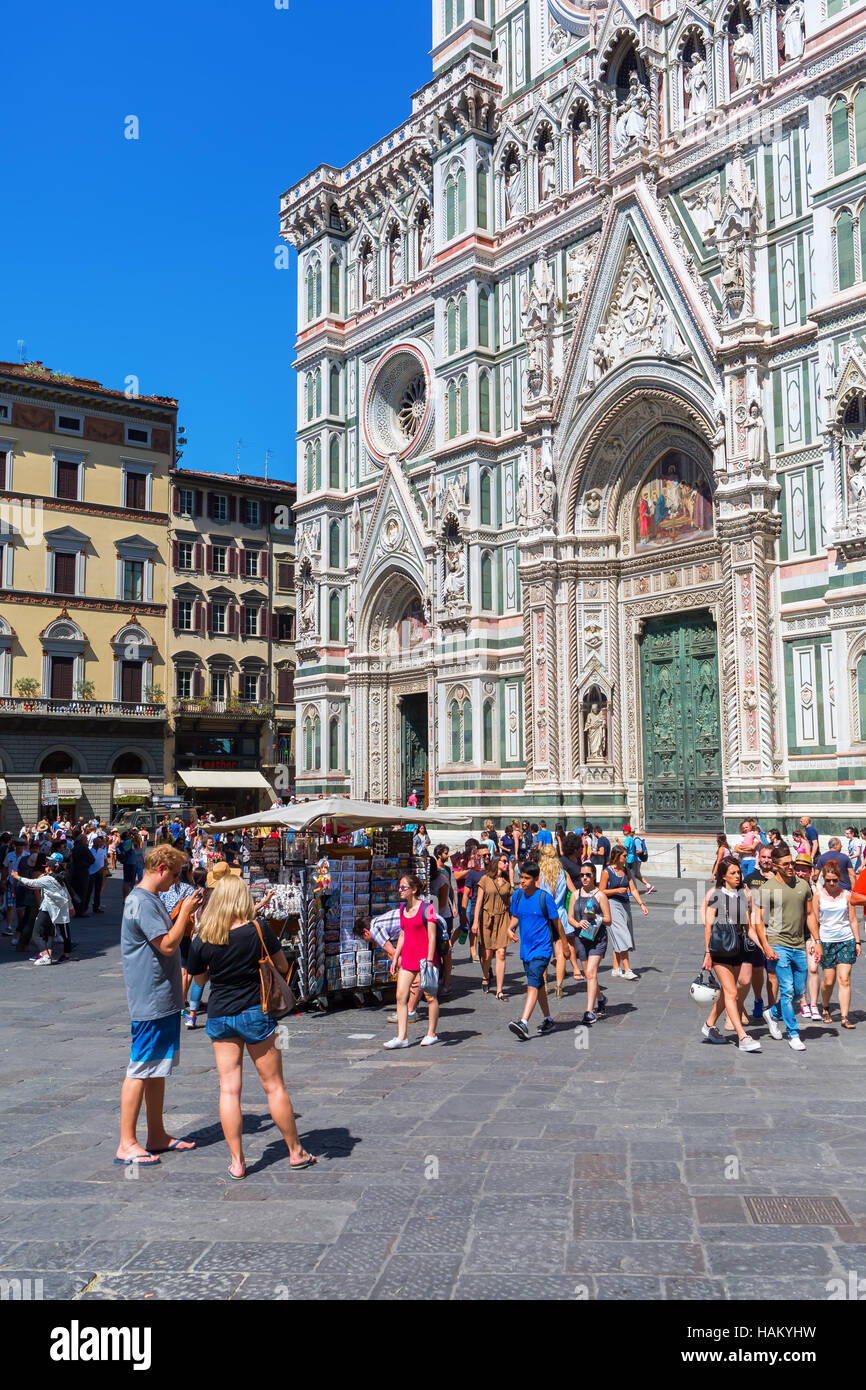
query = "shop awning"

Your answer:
(113, 778), (151, 803)
(56, 778), (82, 802)
(177, 771), (276, 801)
(0, 778), (7, 800)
